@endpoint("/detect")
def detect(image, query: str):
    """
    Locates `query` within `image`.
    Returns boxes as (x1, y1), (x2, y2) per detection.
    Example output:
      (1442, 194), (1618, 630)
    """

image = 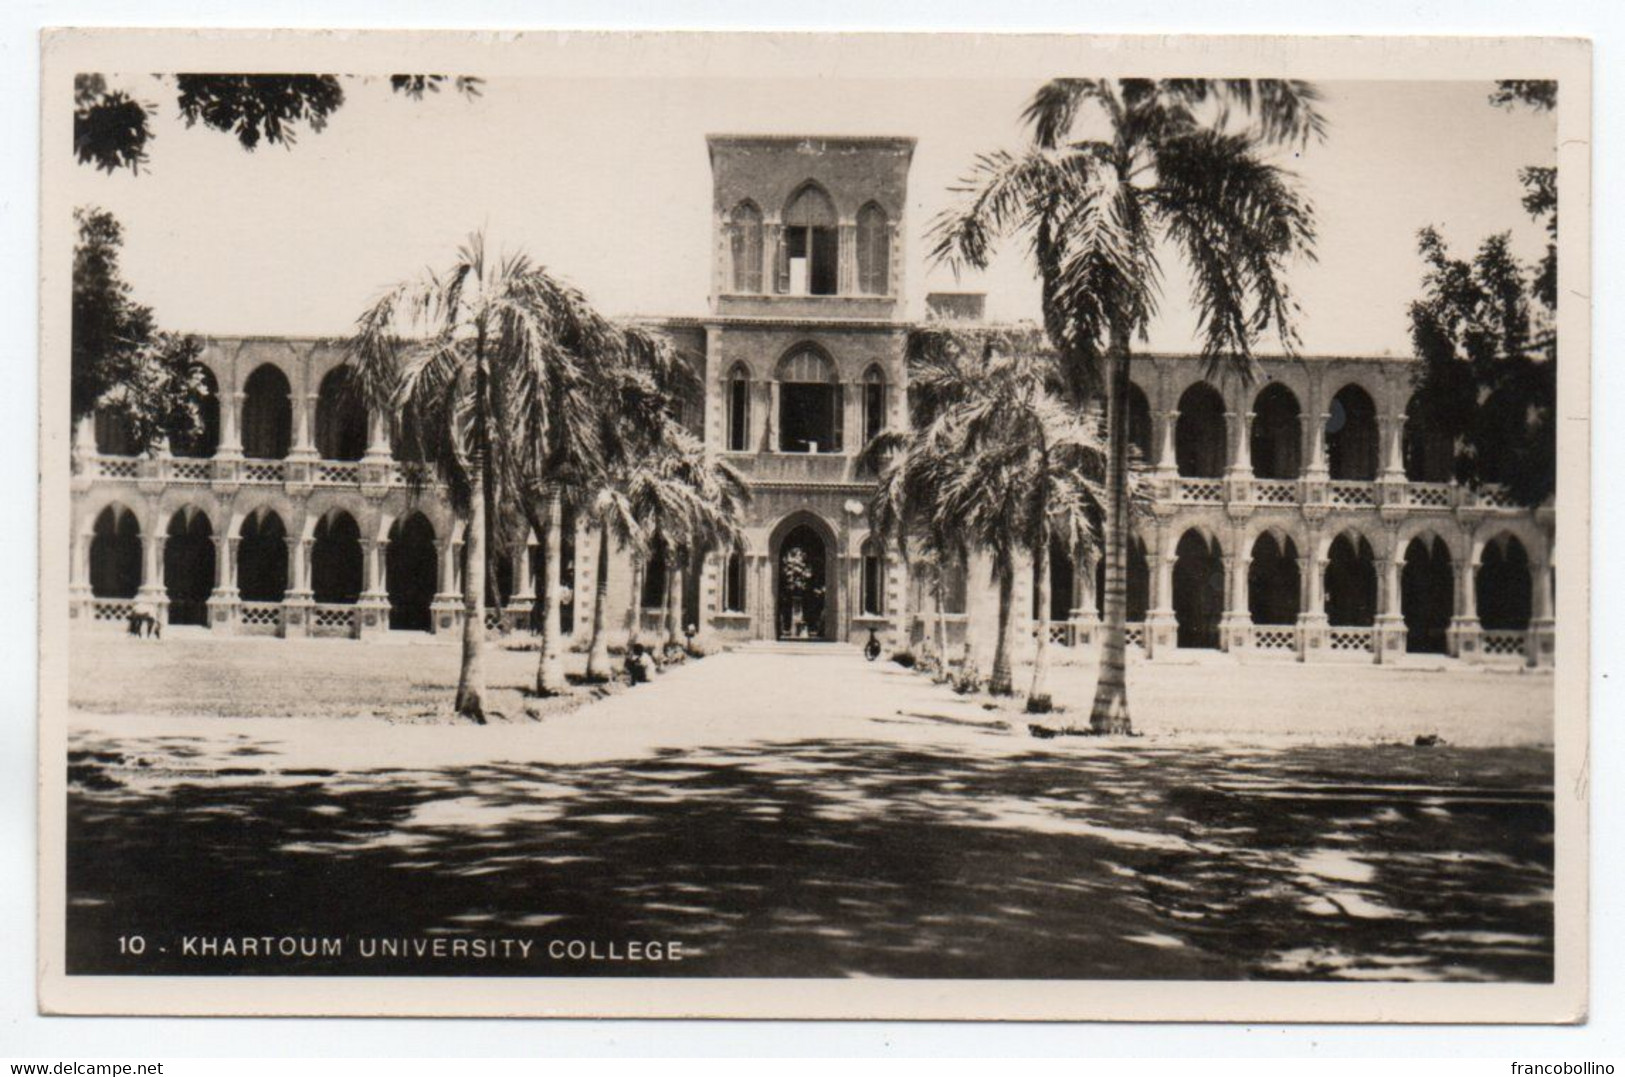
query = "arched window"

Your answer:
(1327, 384), (1379, 481)
(1324, 532), (1377, 626)
(779, 184), (838, 296)
(1251, 383), (1302, 479)
(89, 505), (142, 598)
(1175, 382), (1227, 478)
(726, 364), (751, 452)
(861, 538), (885, 616)
(722, 548), (747, 613)
(862, 366), (887, 446)
(241, 364), (292, 460)
(729, 201), (764, 293)
(1248, 532), (1301, 625)
(315, 367), (369, 462)
(778, 347), (842, 454)
(237, 509), (288, 603)
(169, 364), (221, 459)
(856, 202), (889, 295)
(164, 508), (215, 626)
(311, 511), (363, 605)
